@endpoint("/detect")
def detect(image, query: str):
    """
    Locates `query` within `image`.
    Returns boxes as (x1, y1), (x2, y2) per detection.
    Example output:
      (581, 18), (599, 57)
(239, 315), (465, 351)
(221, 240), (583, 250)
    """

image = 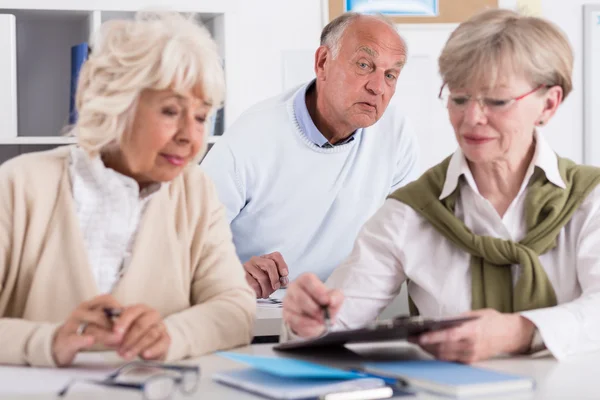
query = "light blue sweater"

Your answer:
(201, 84), (419, 281)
